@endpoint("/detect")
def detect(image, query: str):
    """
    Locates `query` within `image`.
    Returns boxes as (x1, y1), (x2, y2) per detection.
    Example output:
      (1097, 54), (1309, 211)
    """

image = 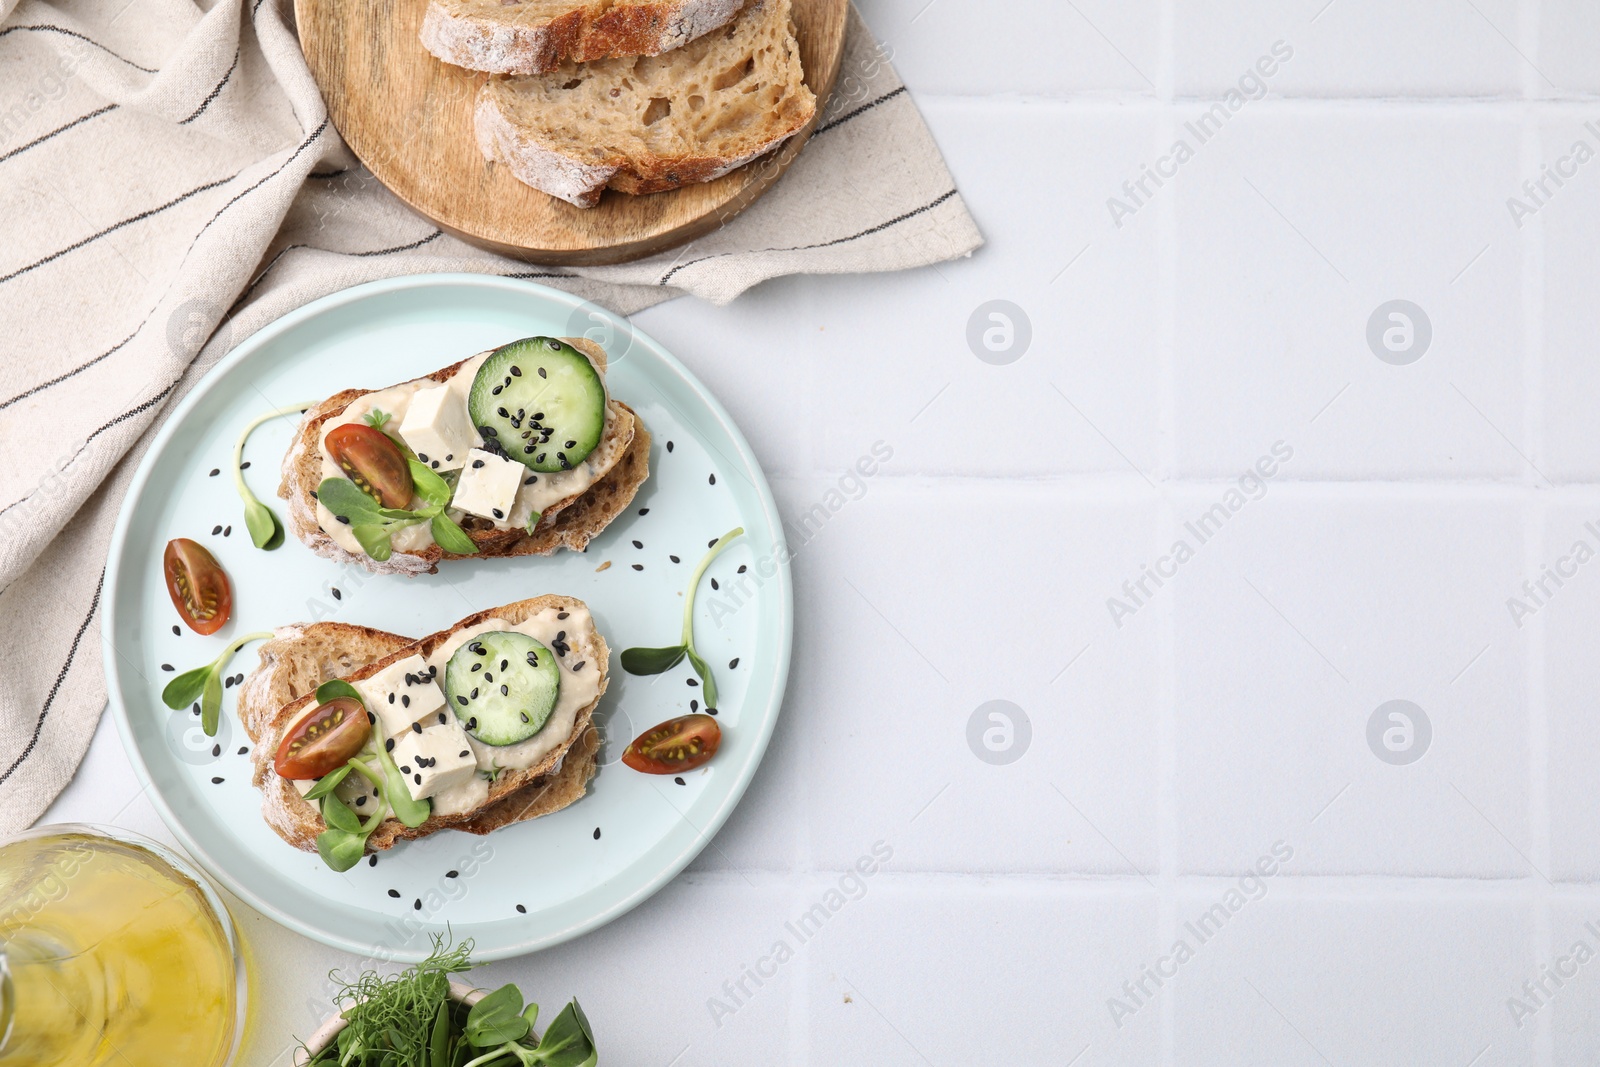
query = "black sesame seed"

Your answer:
(573, 660), (585, 671)
(368, 855), (378, 867)
(211, 776), (224, 784)
(386, 737), (396, 750)
(558, 611), (569, 619)
(511, 365), (523, 377)
(355, 795), (366, 807)
(446, 454), (453, 462)
(707, 707), (717, 715)
(368, 711), (377, 724)
(709, 474), (716, 485)
(192, 703), (200, 716)
(470, 688), (479, 699)
(492, 384), (503, 395)
(412, 722), (422, 734)
(670, 555), (680, 563)
(459, 750), (469, 758)
(388, 693), (395, 704)
(240, 461), (251, 470)
(631, 563), (643, 571)
(467, 718), (477, 730)
(687, 678), (698, 686)
(401, 765), (412, 774)
(667, 441), (675, 452)
(639, 507), (650, 515)
(388, 889), (401, 898)
(439, 712), (447, 725)
(497, 407), (509, 418)
(457, 695), (468, 705)
(171, 625), (180, 636)
(482, 426), (498, 438)
(209, 468), (220, 477)
(211, 525), (222, 535)
(161, 663), (174, 672)
(691, 699), (699, 711)
(414, 774), (422, 786)
(516, 904), (527, 914)
(729, 657), (740, 669)
(446, 870), (459, 878)
(431, 460), (440, 469)
(536, 453), (546, 463)
(565, 440), (576, 449)
(472, 459), (485, 468)
(593, 827), (601, 839)
(711, 578), (719, 590)
(709, 537), (718, 548)
(472, 663), (482, 673)
(675, 776), (685, 785)
(524, 476), (537, 485)
(331, 587), (342, 600)
(418, 453), (430, 463)
(737, 565), (747, 573)
(533, 412), (544, 421)
(632, 540), (643, 549)
(524, 444), (536, 454)
(337, 515), (350, 525)
(402, 695), (410, 708)
(211, 743), (221, 757)
(224, 676), (234, 689)
(492, 508), (504, 519)
(537, 367), (547, 378)
(238, 747), (248, 755)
